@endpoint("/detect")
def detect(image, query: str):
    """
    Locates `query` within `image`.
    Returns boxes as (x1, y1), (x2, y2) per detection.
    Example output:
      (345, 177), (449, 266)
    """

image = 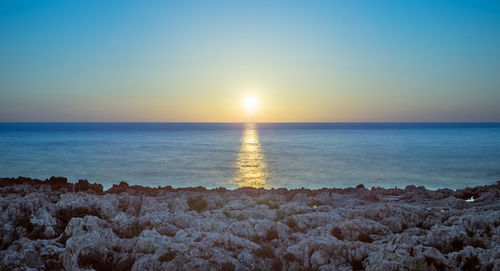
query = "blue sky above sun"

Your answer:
(1, 0), (499, 122)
